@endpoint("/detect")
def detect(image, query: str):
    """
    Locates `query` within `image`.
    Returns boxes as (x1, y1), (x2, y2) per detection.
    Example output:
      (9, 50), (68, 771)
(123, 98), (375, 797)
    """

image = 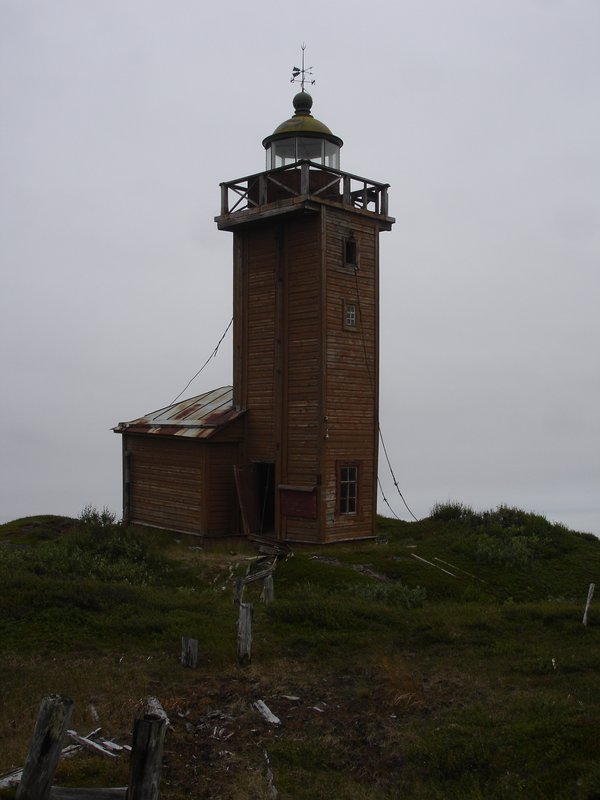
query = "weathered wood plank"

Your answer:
(127, 700), (168, 800)
(50, 789), (127, 799)
(16, 694), (74, 800)
(180, 637), (199, 669)
(237, 603), (253, 664)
